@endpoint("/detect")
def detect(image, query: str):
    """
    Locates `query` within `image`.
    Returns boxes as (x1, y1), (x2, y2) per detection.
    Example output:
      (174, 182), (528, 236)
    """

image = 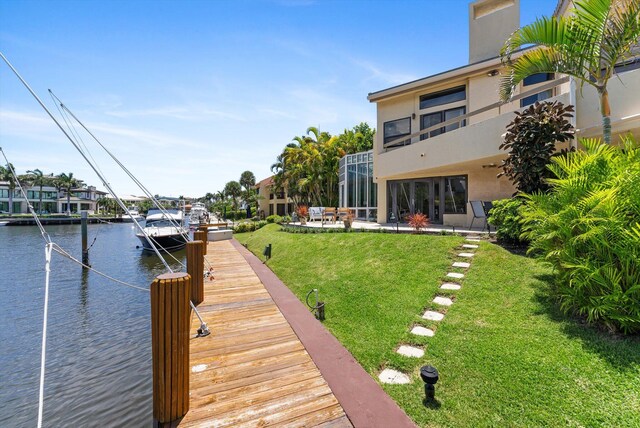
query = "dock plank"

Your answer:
(180, 240), (351, 427)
